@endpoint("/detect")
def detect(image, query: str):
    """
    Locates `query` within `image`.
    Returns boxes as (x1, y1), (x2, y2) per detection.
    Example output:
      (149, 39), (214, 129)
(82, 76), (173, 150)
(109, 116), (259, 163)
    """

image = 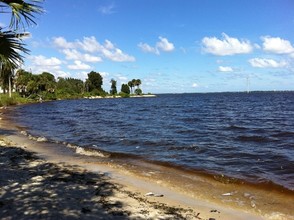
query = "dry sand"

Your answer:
(0, 106), (293, 220)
